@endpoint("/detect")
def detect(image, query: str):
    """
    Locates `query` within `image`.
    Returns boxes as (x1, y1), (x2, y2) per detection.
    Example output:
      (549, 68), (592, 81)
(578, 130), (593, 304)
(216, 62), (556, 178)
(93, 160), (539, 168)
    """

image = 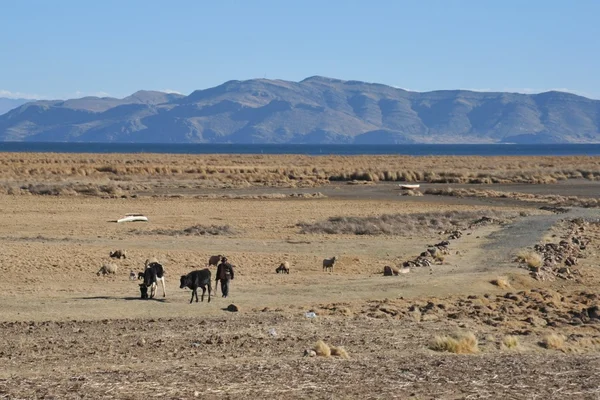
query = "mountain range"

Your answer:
(1, 76), (599, 144)
(0, 98), (32, 116)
